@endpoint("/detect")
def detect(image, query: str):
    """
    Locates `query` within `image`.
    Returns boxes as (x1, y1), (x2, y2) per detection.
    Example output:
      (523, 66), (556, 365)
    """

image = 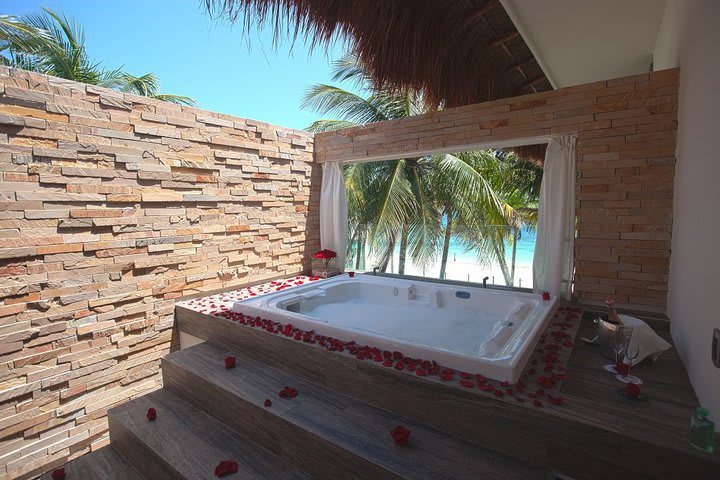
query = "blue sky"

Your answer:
(3, 0), (351, 130)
